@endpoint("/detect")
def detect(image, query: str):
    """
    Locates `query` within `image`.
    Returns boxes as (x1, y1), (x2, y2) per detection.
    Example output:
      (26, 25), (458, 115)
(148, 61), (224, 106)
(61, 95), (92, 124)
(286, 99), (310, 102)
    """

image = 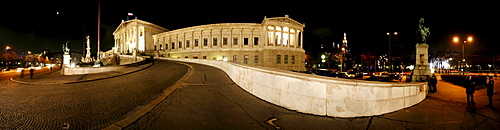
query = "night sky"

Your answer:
(1, 2), (498, 57)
